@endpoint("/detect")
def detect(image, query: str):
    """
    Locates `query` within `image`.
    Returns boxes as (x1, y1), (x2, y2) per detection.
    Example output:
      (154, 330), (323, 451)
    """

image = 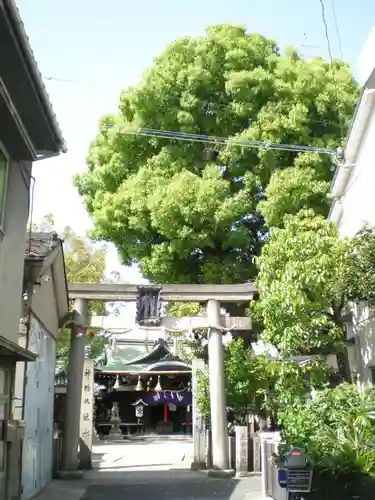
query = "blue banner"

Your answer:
(141, 390), (192, 406)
